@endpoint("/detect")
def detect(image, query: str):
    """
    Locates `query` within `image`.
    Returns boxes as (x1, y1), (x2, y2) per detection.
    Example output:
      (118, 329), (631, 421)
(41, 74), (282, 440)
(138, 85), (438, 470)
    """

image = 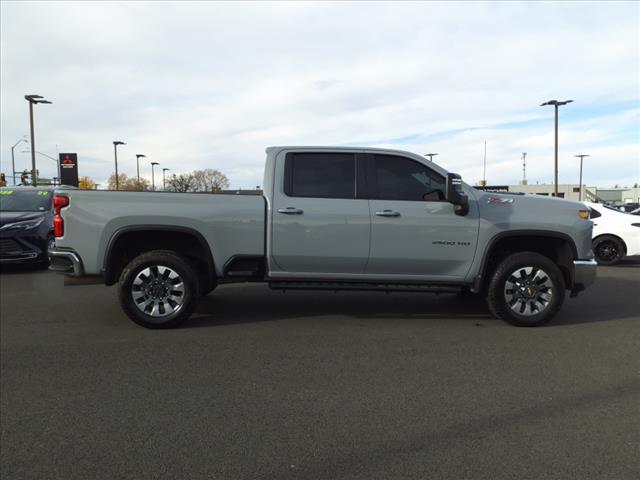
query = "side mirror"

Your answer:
(445, 173), (469, 216)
